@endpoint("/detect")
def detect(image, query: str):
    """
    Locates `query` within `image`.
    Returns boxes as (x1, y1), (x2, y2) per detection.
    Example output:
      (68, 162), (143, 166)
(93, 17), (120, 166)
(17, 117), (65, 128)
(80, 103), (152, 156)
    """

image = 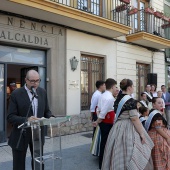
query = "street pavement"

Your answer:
(0, 132), (99, 170)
